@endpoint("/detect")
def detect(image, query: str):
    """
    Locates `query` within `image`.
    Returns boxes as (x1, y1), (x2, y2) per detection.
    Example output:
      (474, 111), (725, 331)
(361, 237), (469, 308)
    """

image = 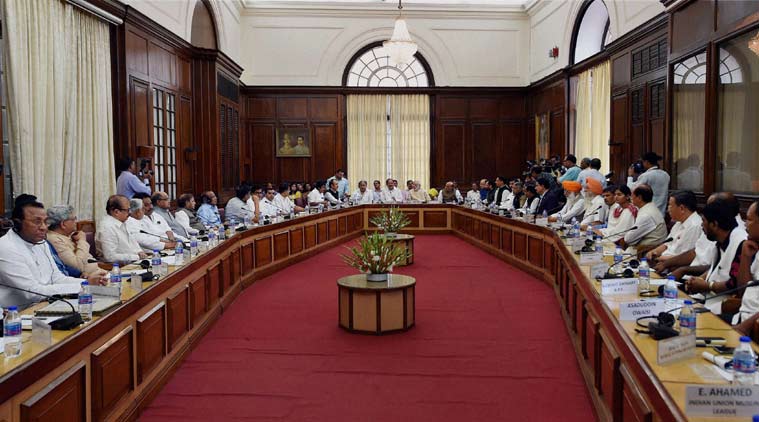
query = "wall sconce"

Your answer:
(548, 46), (559, 59)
